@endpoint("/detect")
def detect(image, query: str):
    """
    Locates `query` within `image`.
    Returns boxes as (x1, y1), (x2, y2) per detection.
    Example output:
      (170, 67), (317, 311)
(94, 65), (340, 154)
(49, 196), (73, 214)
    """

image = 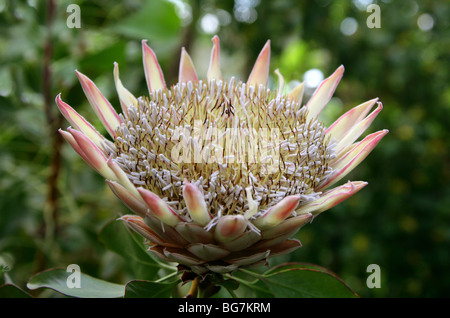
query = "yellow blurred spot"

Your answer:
(352, 233), (369, 253)
(410, 107), (424, 121)
(430, 228), (446, 243)
(428, 138), (446, 156)
(412, 169), (429, 186)
(390, 178), (409, 195)
(407, 278), (422, 296)
(399, 216), (418, 233)
(397, 124), (414, 141)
